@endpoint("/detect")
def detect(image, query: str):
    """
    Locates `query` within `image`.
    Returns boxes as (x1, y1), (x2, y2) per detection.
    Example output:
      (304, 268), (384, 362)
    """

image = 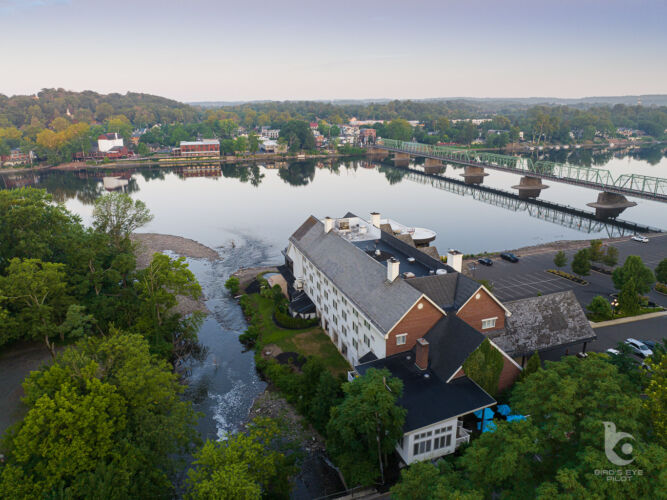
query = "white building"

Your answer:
(97, 133), (124, 152)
